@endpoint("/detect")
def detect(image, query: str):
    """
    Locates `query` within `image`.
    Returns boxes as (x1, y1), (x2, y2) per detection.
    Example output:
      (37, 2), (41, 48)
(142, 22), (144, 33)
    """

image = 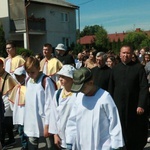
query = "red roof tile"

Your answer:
(108, 32), (126, 42)
(78, 33), (125, 45)
(77, 35), (95, 44)
(77, 28), (150, 45)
